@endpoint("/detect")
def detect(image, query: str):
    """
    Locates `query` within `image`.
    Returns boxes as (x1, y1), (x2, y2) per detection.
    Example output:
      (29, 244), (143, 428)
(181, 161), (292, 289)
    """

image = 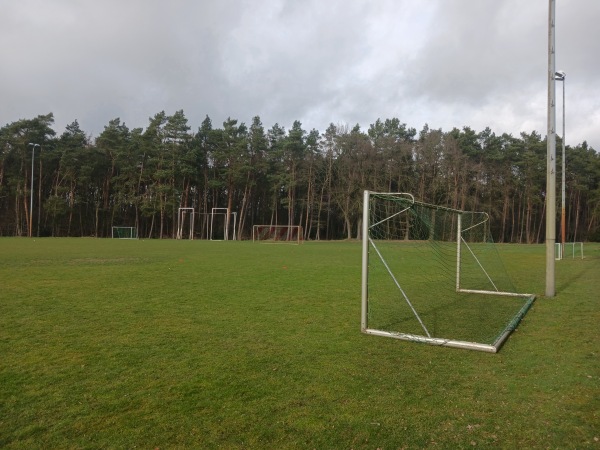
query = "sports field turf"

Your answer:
(1, 238), (598, 448)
